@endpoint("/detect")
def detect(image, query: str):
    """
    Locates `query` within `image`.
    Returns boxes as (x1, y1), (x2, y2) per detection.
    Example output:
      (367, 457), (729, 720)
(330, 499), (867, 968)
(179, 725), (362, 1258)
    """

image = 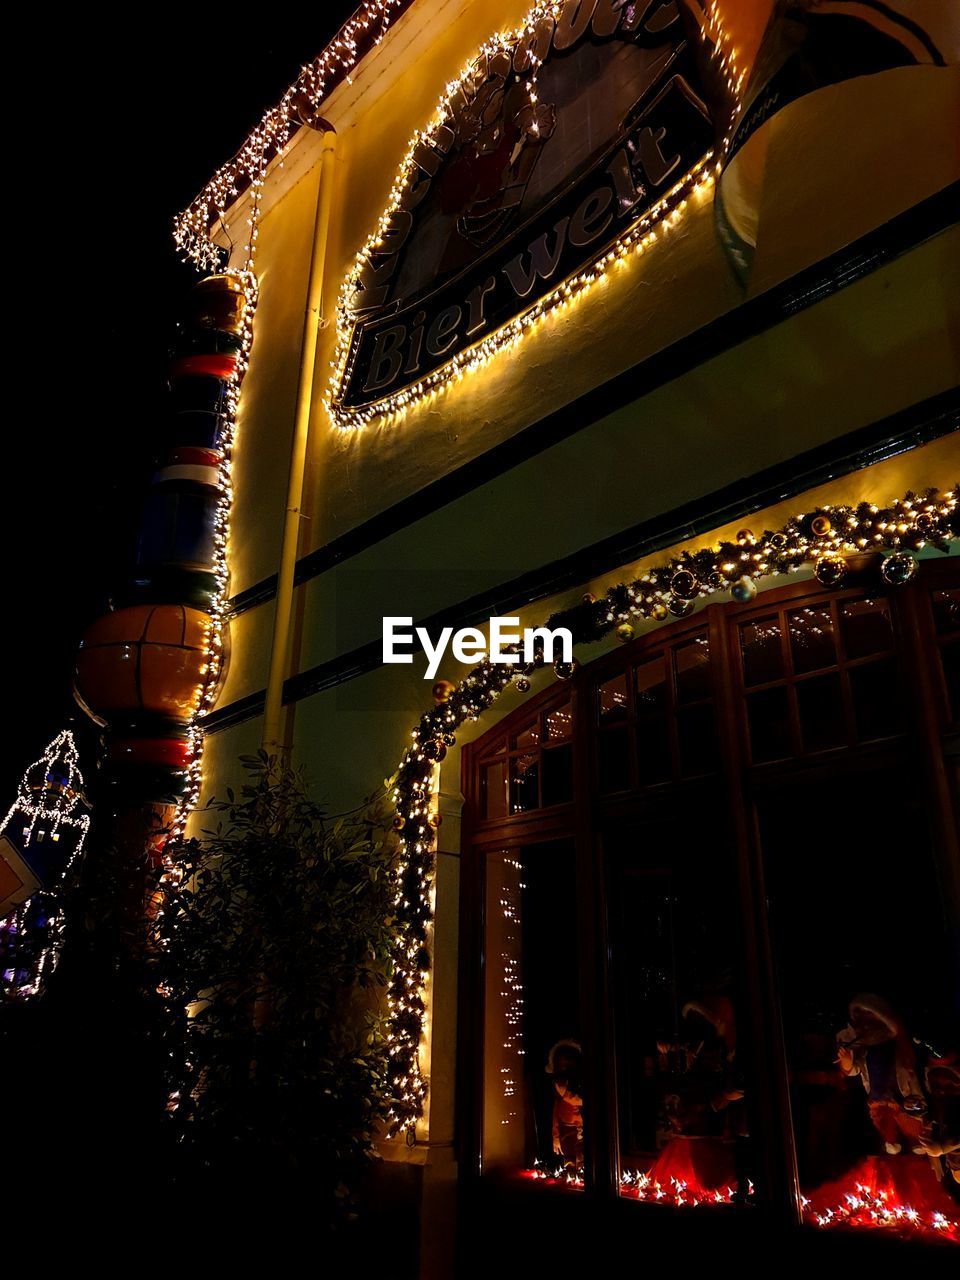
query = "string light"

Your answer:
(0, 731), (90, 999)
(385, 486), (958, 1132)
(174, 1), (407, 268)
(164, 270), (260, 852)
